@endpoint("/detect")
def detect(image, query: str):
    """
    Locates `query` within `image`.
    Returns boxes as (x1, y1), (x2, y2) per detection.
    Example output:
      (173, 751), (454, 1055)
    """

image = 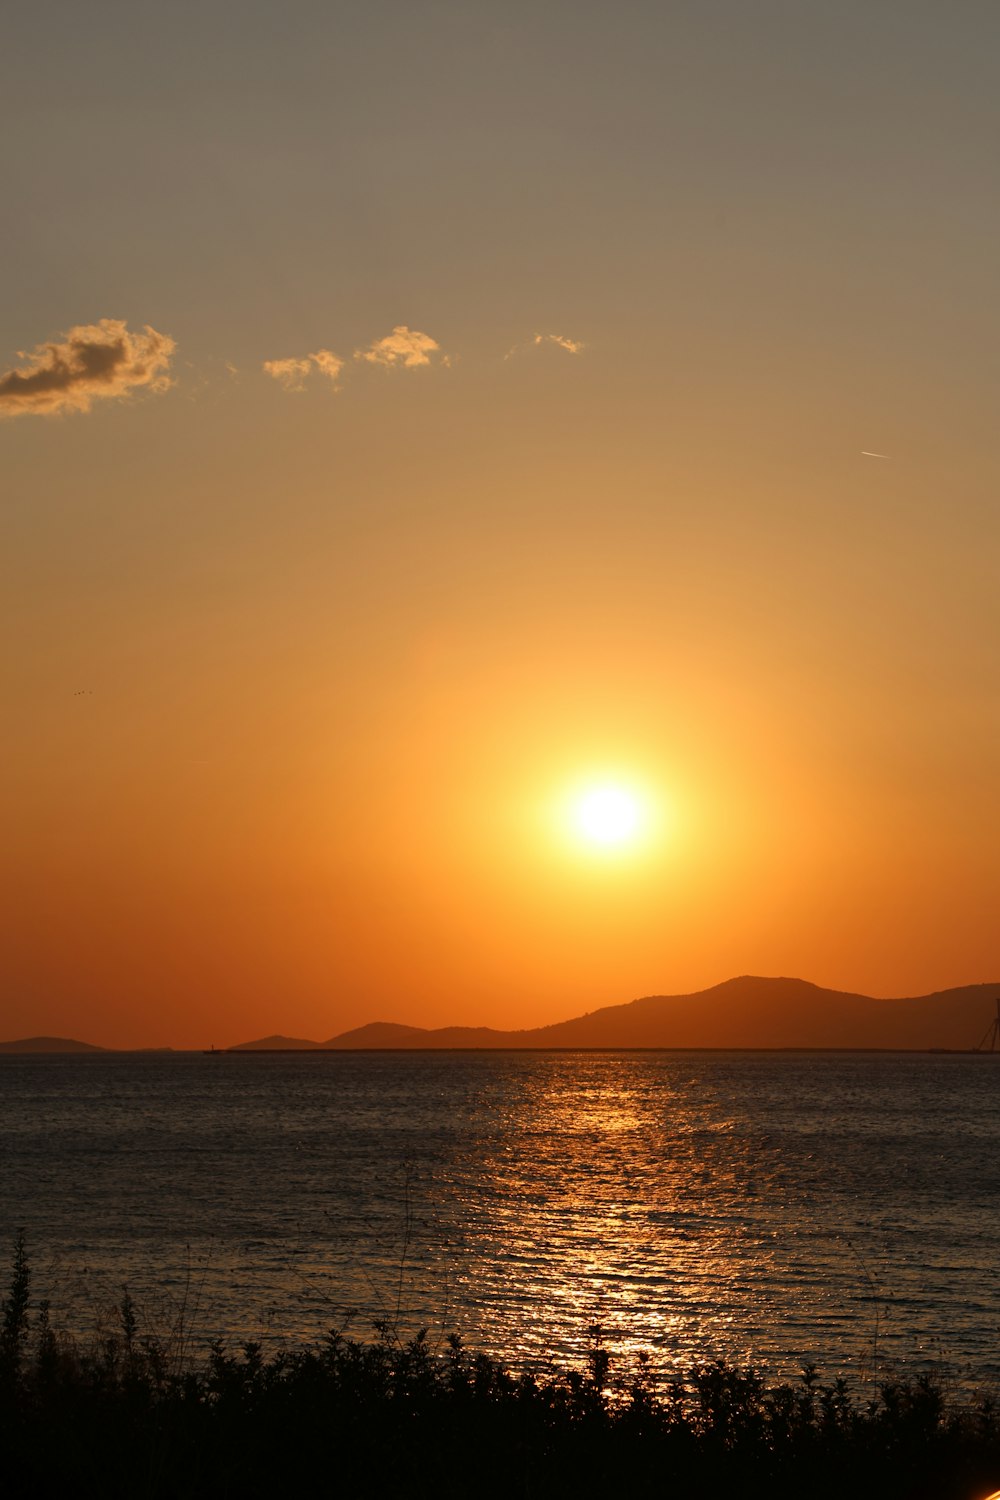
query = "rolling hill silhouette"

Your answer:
(228, 1034), (322, 1051)
(0, 1036), (106, 1053)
